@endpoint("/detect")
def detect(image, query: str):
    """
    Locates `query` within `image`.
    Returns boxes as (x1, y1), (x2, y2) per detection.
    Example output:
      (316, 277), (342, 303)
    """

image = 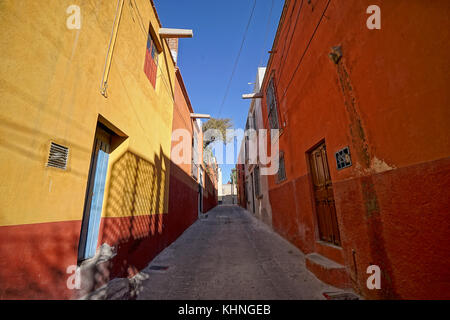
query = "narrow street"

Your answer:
(132, 205), (336, 300)
(1, 0), (448, 302)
